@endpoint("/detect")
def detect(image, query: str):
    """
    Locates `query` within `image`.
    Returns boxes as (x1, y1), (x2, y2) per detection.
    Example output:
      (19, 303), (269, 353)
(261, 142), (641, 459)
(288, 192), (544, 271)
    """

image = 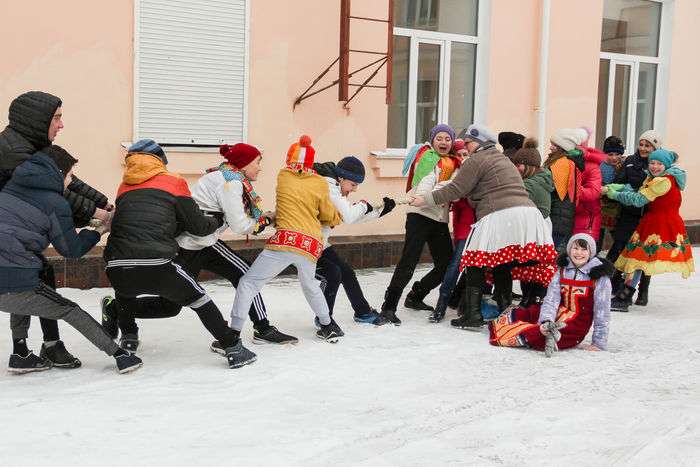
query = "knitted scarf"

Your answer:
(209, 162), (265, 222)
